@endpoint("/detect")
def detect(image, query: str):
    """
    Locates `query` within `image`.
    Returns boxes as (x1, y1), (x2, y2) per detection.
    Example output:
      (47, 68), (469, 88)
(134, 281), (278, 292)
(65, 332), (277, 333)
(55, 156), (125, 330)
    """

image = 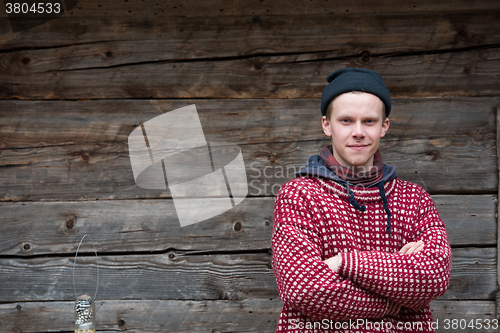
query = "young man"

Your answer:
(271, 68), (452, 332)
